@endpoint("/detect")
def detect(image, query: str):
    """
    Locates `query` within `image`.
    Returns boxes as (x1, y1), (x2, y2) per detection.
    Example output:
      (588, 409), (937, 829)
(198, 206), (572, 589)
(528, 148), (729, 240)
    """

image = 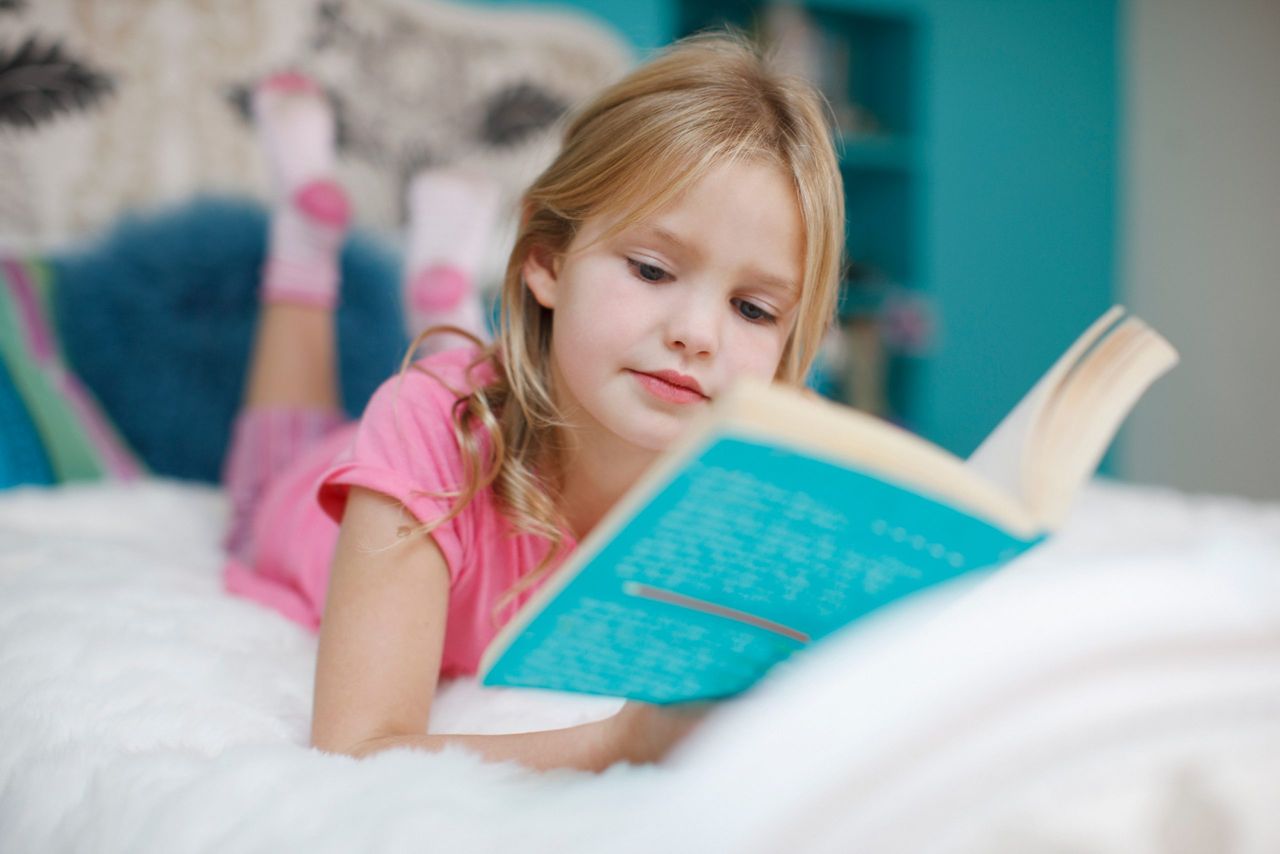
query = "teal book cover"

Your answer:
(481, 432), (1037, 704)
